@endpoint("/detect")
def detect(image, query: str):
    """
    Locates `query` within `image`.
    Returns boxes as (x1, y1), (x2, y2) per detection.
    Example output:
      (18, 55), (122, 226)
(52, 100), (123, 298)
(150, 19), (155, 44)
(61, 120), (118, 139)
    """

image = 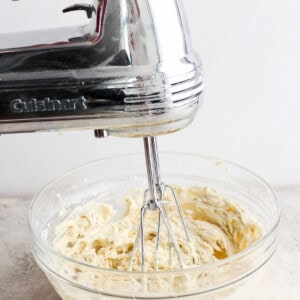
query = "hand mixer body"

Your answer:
(1, 0), (204, 272)
(0, 0), (203, 137)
